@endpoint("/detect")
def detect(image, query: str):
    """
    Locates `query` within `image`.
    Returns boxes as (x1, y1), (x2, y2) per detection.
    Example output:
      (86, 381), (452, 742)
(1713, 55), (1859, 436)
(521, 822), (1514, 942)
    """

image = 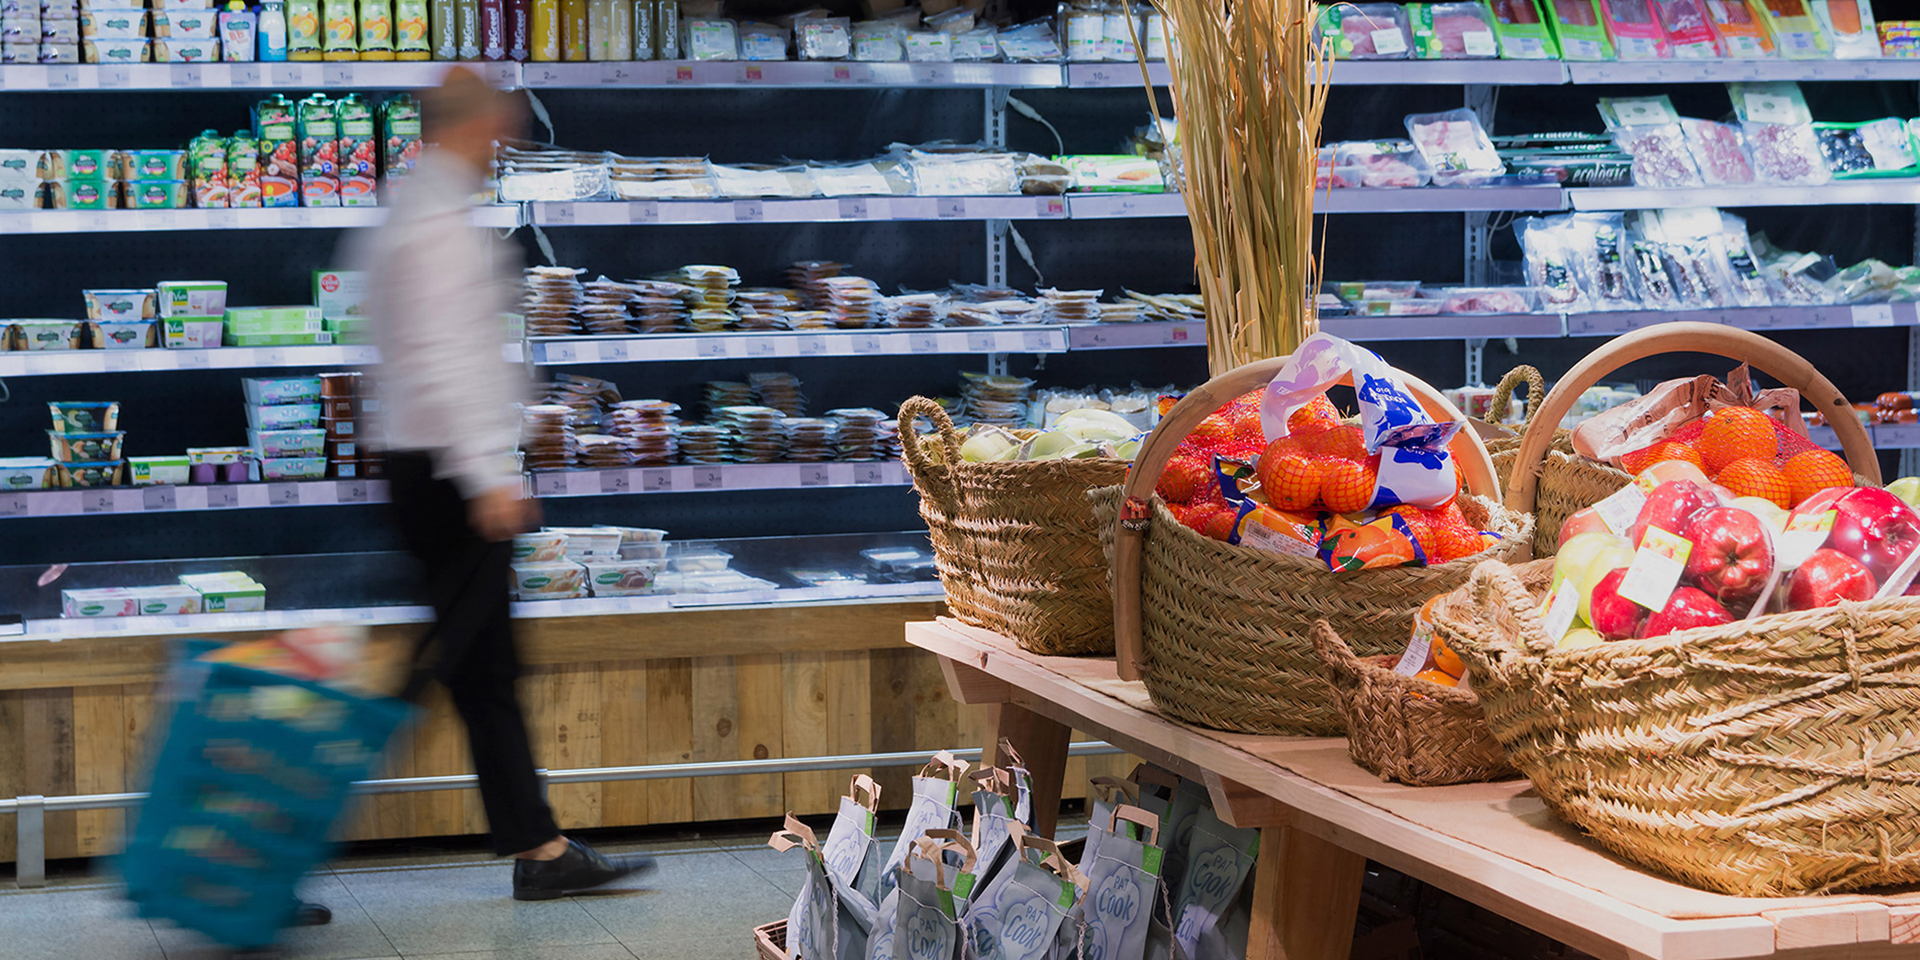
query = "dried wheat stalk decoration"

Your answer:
(1127, 0), (1332, 372)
